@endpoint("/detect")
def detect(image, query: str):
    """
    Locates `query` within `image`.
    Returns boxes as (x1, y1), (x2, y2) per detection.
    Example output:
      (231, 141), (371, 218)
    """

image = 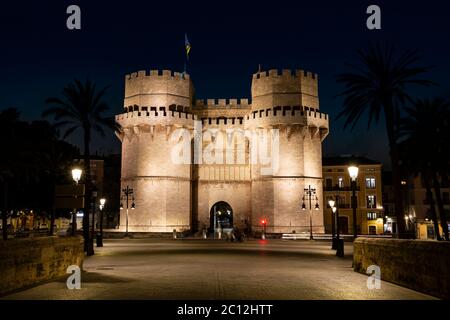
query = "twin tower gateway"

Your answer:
(115, 68), (329, 234)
